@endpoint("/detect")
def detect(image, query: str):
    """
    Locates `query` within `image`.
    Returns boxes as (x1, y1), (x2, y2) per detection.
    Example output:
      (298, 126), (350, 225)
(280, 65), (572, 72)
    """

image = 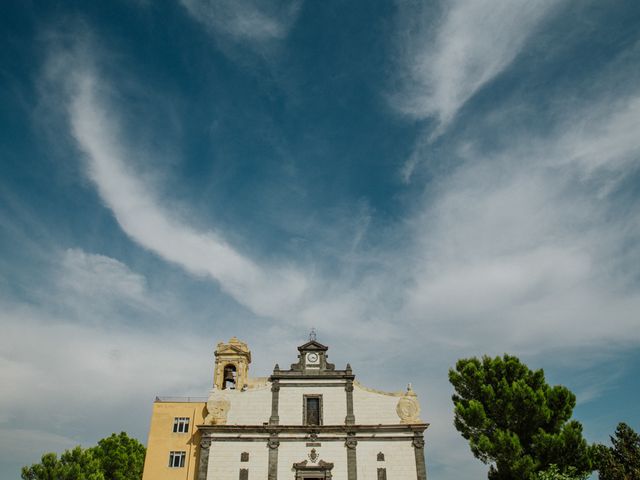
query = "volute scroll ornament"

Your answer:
(344, 435), (358, 450)
(396, 383), (422, 424)
(268, 438), (280, 449)
(412, 436), (425, 449)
